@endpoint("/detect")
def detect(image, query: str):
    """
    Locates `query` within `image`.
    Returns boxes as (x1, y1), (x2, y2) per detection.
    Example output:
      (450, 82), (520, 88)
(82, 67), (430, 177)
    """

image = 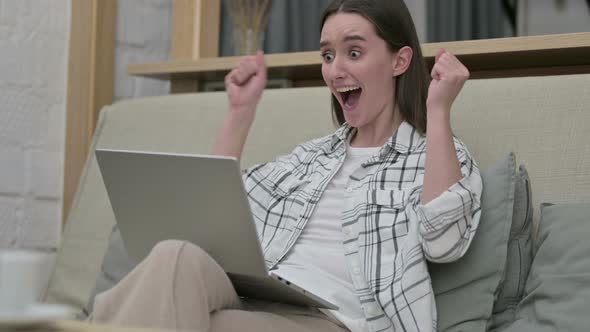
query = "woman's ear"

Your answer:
(392, 46), (413, 77)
